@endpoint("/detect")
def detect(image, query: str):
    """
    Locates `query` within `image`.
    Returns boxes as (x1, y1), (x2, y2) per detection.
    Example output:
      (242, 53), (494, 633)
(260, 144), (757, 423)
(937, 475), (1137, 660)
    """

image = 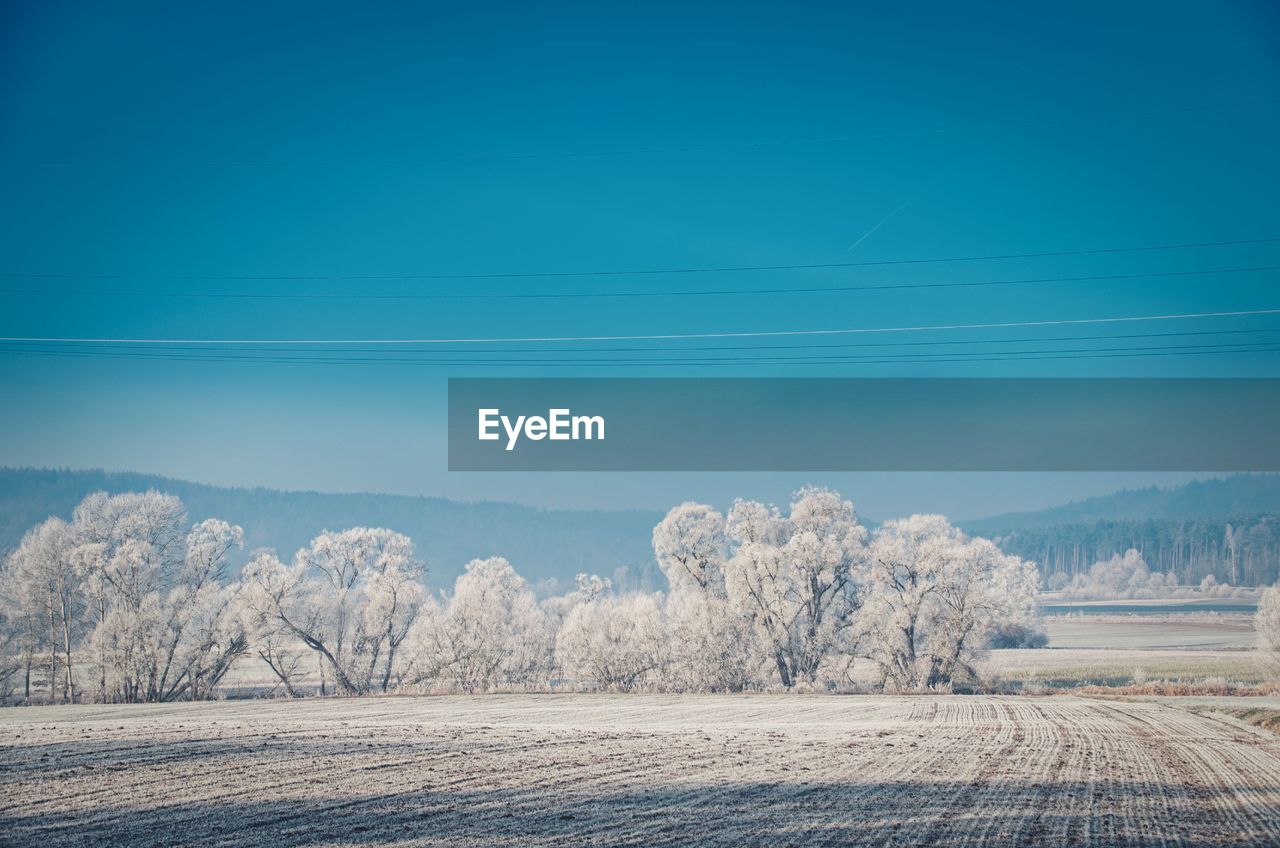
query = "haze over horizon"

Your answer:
(0, 463), (1233, 521)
